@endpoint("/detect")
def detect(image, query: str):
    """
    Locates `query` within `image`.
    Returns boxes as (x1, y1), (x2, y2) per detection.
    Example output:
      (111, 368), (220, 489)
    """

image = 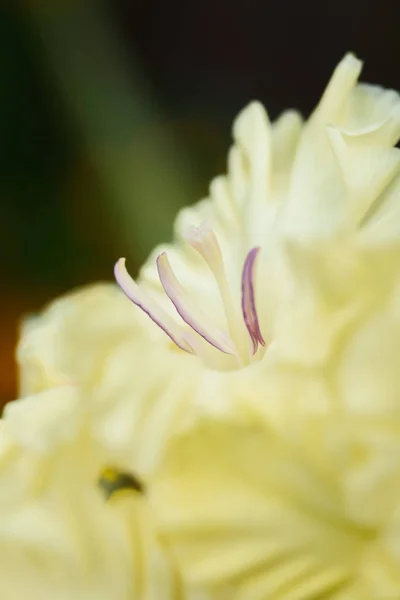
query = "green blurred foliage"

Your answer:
(0, 7), (80, 289)
(1, 2), (222, 297)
